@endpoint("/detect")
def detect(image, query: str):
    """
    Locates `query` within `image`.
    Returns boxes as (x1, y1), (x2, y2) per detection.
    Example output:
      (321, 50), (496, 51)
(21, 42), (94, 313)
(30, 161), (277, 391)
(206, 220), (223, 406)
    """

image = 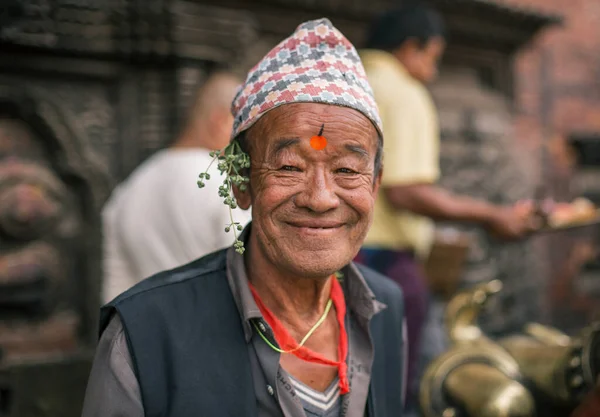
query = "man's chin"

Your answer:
(280, 248), (352, 279)
(255, 227), (359, 277)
